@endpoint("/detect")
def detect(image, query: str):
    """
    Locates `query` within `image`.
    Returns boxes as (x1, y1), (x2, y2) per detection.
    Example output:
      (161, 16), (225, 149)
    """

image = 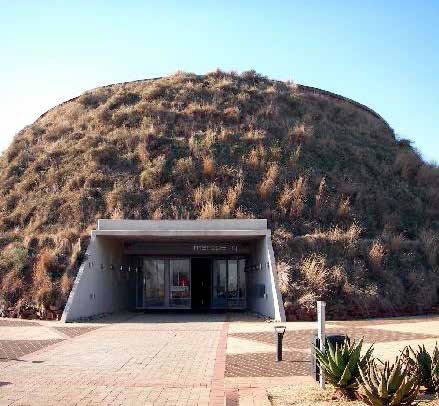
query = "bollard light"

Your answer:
(274, 325), (286, 361)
